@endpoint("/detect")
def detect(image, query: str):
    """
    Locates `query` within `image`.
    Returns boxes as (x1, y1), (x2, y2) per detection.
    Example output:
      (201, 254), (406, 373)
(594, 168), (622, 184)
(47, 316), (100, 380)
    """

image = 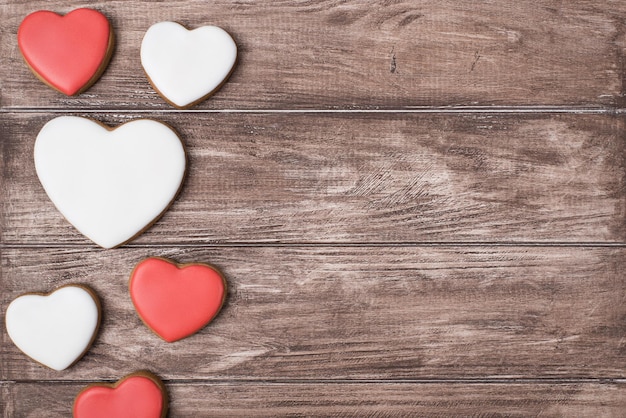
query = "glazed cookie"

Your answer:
(140, 21), (237, 108)
(73, 371), (167, 418)
(130, 257), (227, 342)
(34, 116), (187, 249)
(18, 8), (114, 96)
(5, 285), (101, 371)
